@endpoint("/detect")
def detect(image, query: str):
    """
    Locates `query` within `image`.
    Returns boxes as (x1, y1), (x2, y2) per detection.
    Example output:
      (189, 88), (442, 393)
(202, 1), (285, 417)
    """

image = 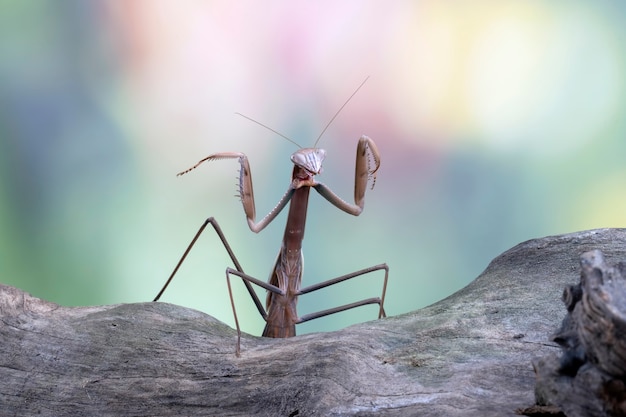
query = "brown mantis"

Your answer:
(153, 79), (388, 355)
